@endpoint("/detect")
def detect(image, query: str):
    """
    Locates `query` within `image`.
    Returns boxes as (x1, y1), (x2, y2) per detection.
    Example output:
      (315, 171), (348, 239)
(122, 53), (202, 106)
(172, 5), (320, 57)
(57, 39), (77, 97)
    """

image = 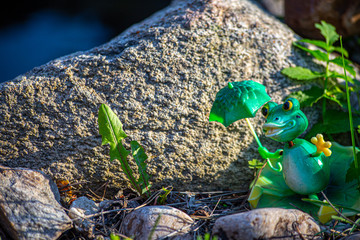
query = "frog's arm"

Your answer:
(258, 146), (283, 172)
(258, 146), (283, 159)
(310, 134), (332, 157)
